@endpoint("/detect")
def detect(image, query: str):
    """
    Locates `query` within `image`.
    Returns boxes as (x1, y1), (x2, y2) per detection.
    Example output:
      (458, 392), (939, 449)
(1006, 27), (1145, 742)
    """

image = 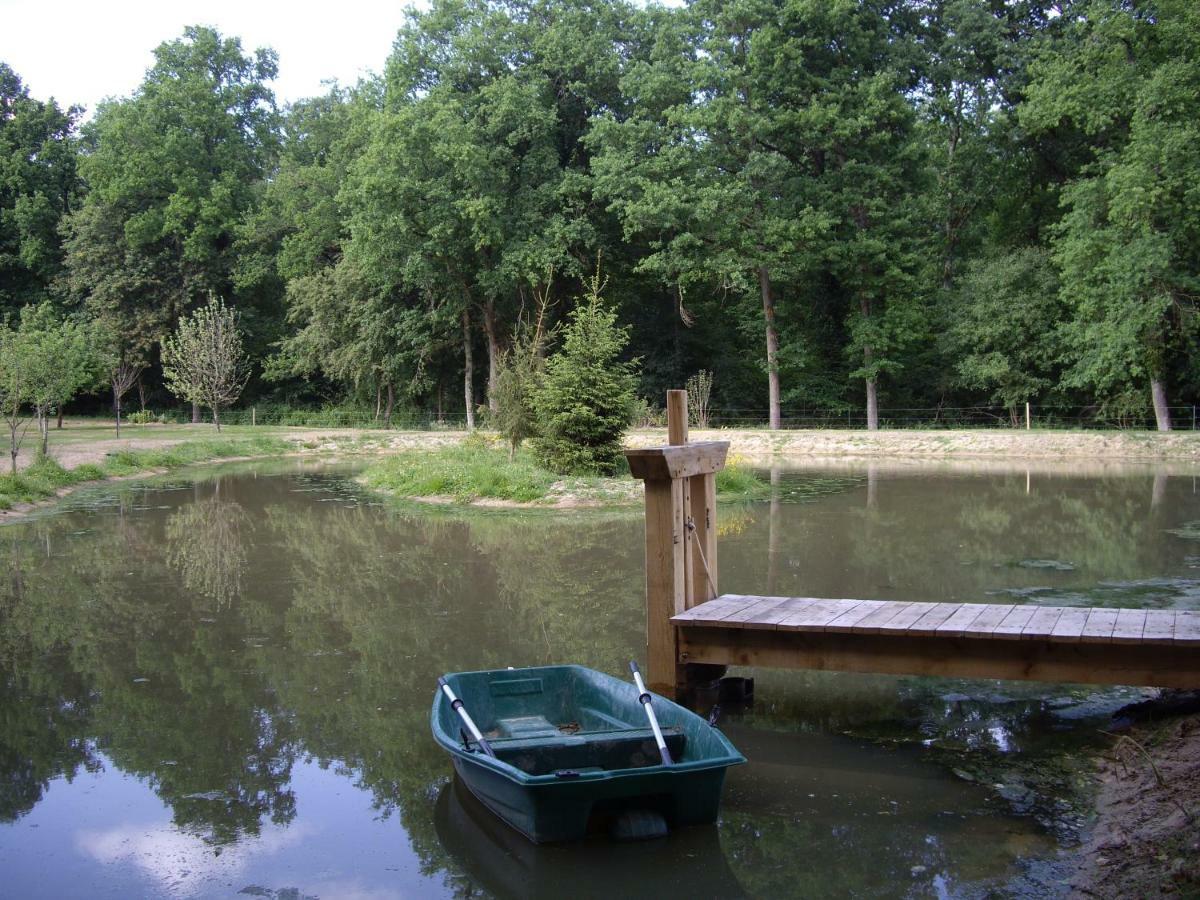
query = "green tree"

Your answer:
(0, 64), (82, 315)
(945, 248), (1063, 419)
(0, 326), (32, 473)
(532, 268), (637, 475)
(17, 304), (96, 455)
(63, 26), (279, 381)
(161, 295), (250, 431)
(493, 311), (549, 460)
(590, 0), (829, 431)
(1022, 0), (1200, 430)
